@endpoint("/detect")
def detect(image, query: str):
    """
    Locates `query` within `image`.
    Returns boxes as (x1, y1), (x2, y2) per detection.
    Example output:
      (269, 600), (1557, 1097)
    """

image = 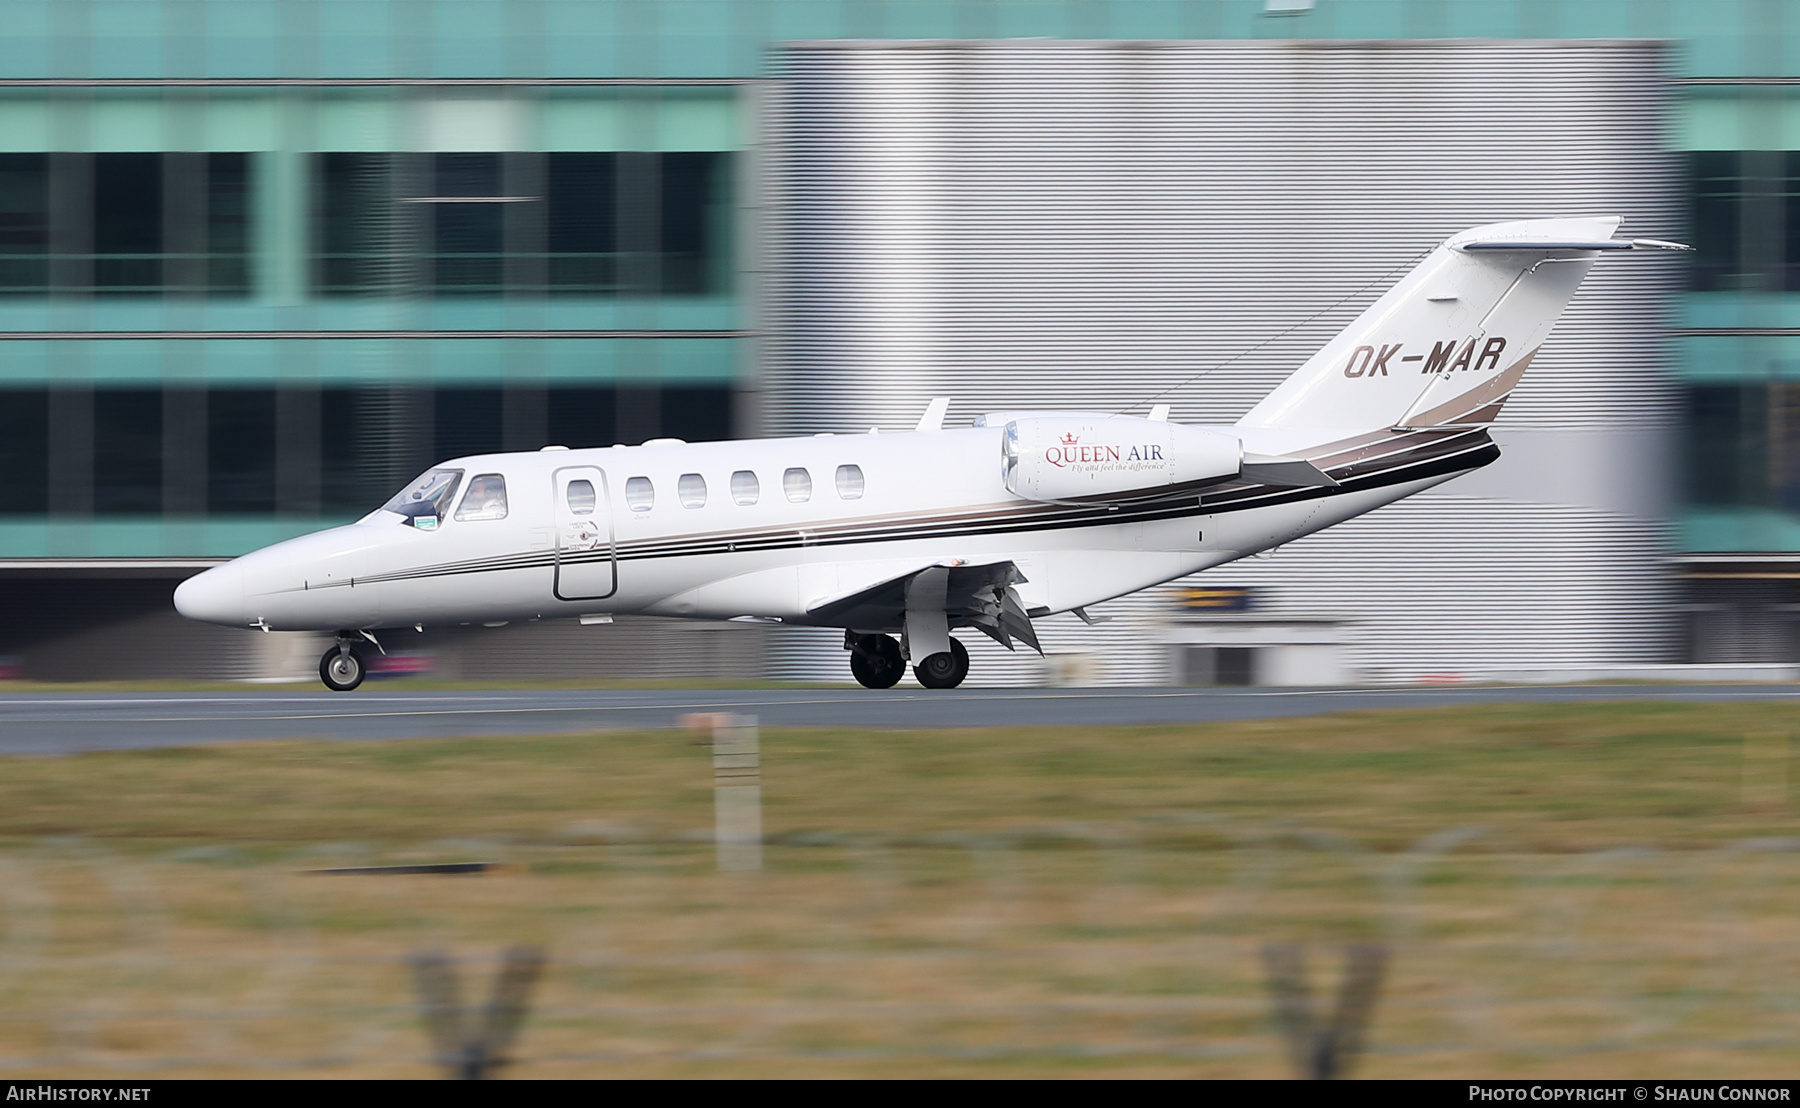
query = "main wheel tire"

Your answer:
(849, 634), (905, 689)
(320, 646), (367, 692)
(914, 637), (970, 689)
